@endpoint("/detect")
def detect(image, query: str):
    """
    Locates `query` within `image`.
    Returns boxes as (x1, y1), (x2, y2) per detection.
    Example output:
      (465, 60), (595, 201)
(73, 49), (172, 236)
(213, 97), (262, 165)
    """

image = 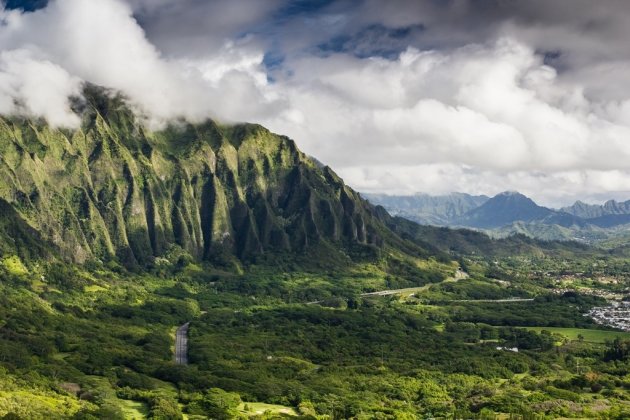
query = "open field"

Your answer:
(525, 327), (630, 343)
(119, 399), (149, 419)
(239, 402), (298, 417)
